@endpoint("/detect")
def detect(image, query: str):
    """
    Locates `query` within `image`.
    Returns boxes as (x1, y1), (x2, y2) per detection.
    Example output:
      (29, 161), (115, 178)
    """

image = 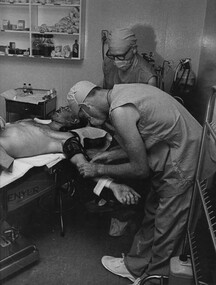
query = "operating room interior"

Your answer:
(0, 0), (216, 284)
